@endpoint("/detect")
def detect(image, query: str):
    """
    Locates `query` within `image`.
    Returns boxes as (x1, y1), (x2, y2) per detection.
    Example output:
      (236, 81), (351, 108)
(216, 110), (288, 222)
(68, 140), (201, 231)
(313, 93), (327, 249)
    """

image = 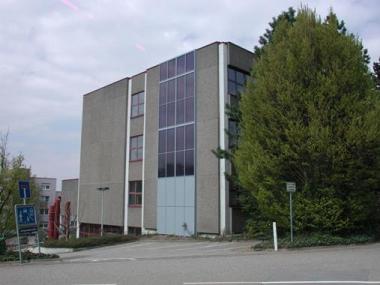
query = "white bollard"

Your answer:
(273, 222), (278, 251)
